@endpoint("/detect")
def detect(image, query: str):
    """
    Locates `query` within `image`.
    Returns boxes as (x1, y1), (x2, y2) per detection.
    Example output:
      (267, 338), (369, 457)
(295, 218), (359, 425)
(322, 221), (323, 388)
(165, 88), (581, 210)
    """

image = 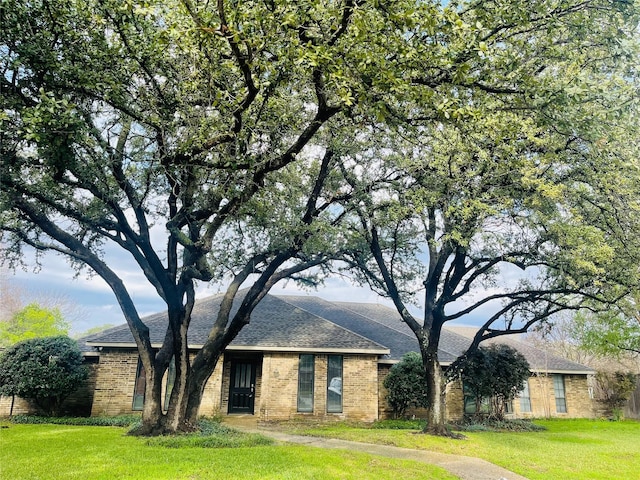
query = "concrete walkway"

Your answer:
(224, 417), (528, 480)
